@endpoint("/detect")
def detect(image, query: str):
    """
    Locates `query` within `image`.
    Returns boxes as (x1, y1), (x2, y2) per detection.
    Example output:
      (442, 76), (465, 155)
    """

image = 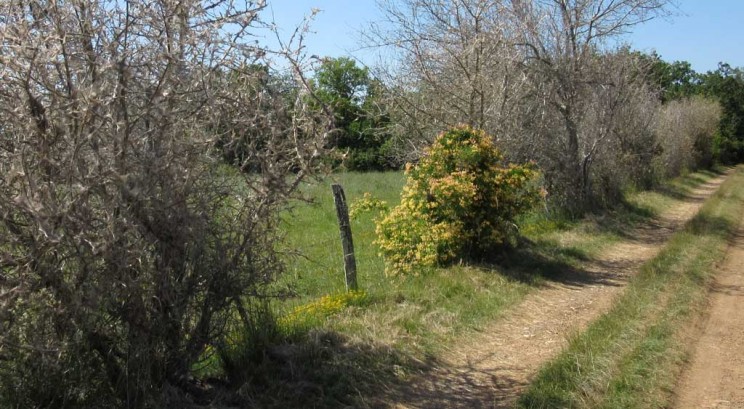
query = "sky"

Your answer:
(263, 0), (744, 73)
